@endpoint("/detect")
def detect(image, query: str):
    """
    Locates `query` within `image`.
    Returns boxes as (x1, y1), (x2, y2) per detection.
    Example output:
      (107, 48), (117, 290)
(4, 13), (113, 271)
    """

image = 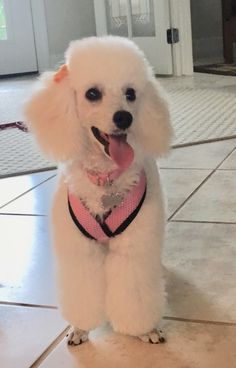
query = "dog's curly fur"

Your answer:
(25, 36), (172, 343)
